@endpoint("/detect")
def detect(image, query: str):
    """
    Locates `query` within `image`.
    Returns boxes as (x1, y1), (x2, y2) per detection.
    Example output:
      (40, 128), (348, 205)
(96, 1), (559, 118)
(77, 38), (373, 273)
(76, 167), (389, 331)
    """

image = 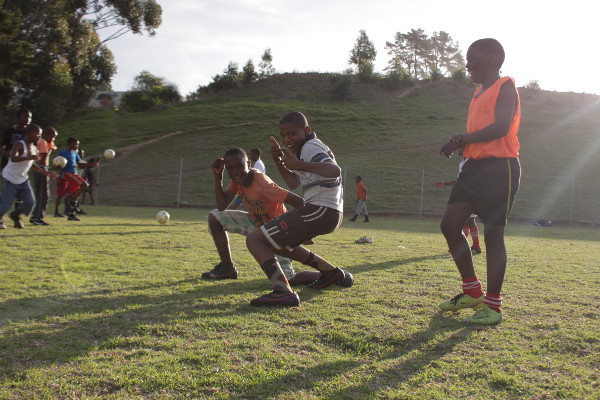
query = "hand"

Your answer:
(440, 140), (460, 158)
(269, 136), (298, 169)
(212, 158), (225, 176)
(434, 181), (445, 188)
(47, 171), (58, 180)
(450, 133), (465, 143)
